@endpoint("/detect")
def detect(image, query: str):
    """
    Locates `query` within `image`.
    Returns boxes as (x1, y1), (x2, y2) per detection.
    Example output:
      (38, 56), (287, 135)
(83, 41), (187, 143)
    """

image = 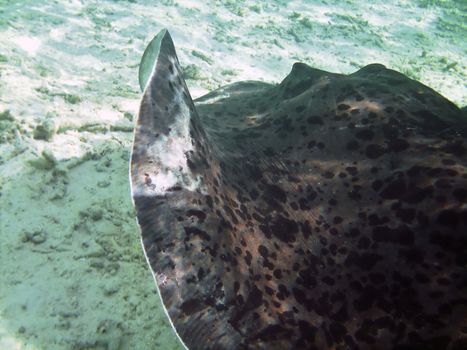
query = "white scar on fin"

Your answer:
(131, 53), (205, 197)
